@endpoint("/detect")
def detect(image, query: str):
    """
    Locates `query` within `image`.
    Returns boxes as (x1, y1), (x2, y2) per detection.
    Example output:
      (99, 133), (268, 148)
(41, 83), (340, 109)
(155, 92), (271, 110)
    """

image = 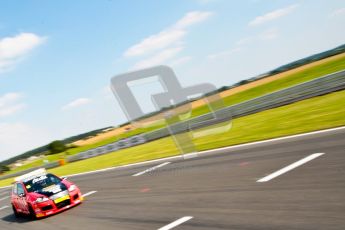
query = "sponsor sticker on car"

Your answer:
(54, 195), (70, 204)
